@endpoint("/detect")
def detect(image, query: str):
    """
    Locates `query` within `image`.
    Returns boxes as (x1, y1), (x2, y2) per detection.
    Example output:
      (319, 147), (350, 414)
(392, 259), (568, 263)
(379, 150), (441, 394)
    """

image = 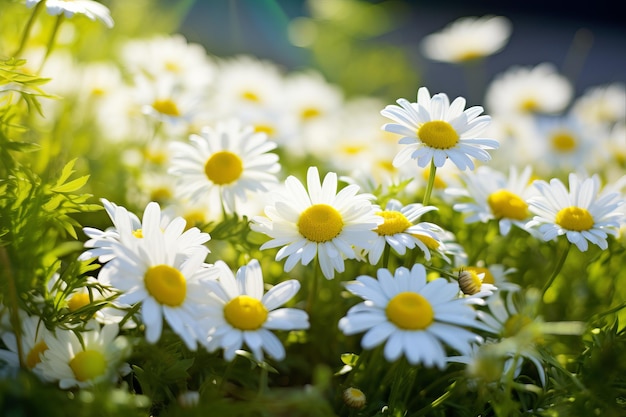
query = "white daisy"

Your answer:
(456, 269), (498, 304)
(338, 264), (483, 368)
(571, 82), (626, 128)
(97, 210), (215, 350)
(381, 86), (498, 170)
(168, 119), (281, 214)
(26, 0), (114, 28)
(201, 259), (309, 362)
(80, 199), (210, 263)
(420, 15), (512, 63)
(0, 313), (52, 380)
(460, 264), (520, 293)
(38, 321), (130, 389)
(250, 166), (381, 280)
(526, 173), (625, 251)
(448, 165), (536, 236)
(485, 63), (573, 116)
(365, 199), (441, 265)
